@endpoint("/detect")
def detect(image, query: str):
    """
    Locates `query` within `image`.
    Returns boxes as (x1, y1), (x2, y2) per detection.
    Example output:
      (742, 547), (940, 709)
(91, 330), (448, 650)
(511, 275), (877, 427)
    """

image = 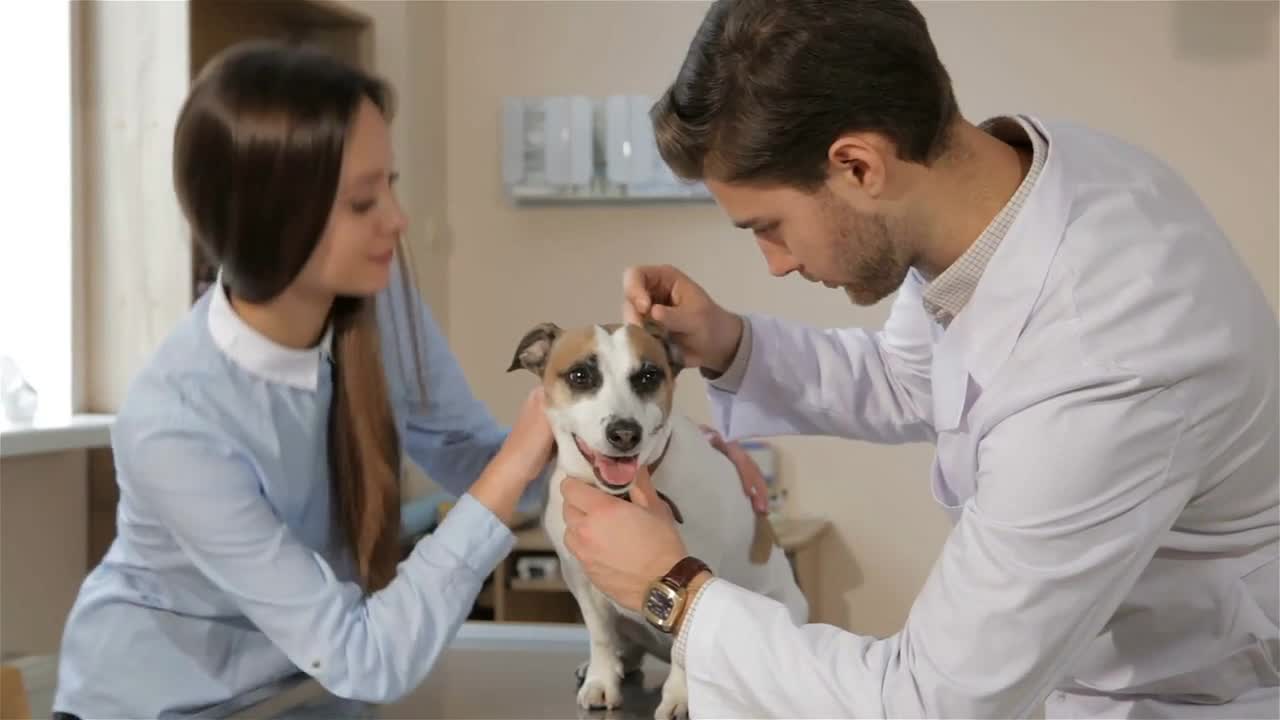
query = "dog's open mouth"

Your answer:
(573, 435), (638, 490)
